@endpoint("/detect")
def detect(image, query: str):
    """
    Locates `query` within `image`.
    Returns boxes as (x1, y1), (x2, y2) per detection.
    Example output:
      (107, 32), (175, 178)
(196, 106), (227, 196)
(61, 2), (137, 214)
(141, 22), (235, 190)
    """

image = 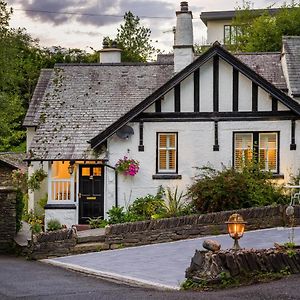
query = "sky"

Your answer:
(6, 0), (290, 54)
